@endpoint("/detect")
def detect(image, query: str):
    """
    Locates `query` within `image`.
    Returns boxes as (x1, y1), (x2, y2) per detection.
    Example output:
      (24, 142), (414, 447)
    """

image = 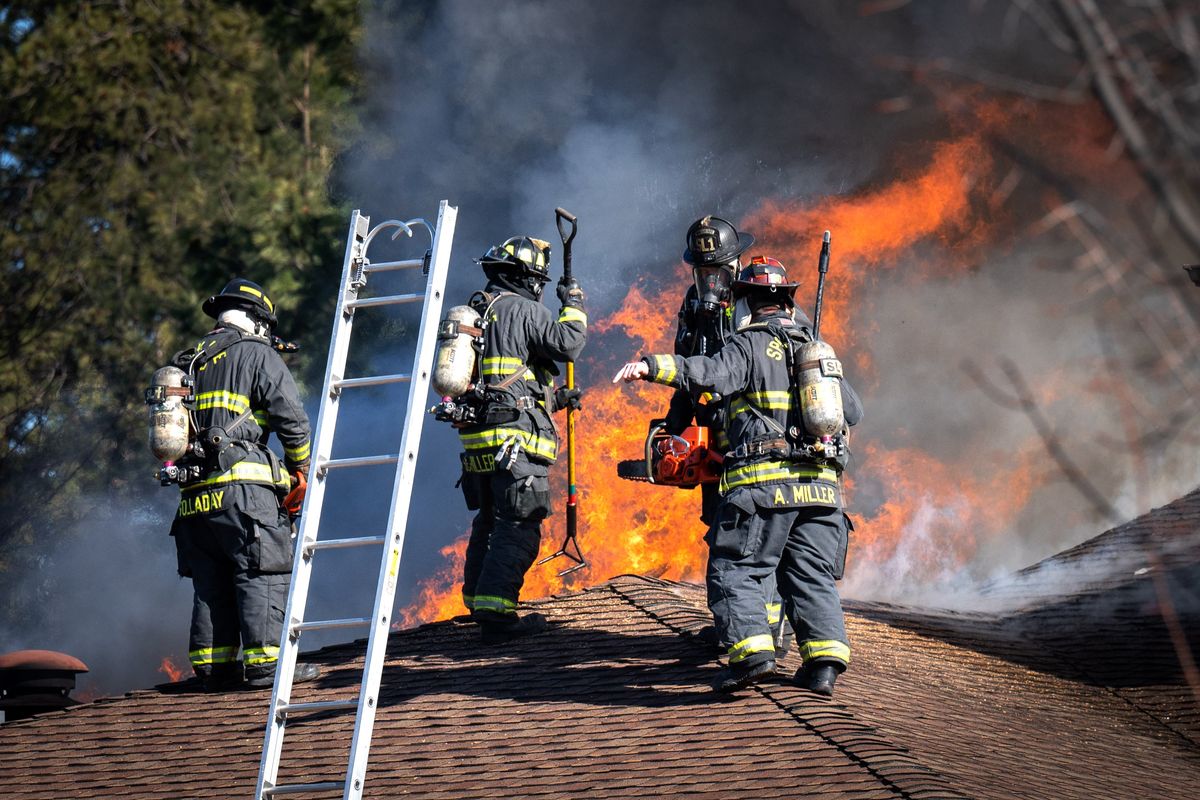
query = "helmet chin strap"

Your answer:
(218, 308), (270, 337)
